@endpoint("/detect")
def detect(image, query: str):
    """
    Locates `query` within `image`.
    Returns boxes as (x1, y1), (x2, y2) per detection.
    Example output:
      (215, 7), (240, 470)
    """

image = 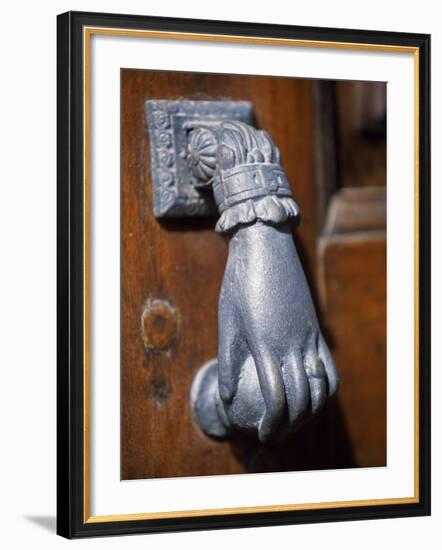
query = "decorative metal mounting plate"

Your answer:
(145, 100), (253, 218)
